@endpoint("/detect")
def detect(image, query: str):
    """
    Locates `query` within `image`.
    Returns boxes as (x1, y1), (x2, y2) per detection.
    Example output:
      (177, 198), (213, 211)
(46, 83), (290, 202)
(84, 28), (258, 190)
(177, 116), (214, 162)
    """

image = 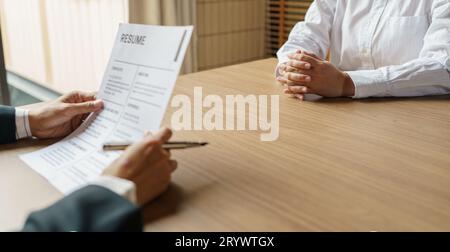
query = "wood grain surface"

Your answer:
(1, 58), (449, 231)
